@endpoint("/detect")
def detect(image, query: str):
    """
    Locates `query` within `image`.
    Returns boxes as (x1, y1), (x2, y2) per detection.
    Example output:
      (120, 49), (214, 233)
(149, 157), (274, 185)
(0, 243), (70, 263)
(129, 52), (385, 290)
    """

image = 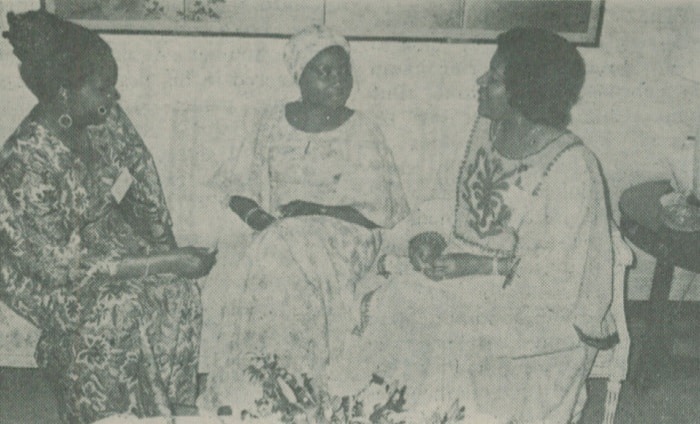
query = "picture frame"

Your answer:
(45, 0), (605, 46)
